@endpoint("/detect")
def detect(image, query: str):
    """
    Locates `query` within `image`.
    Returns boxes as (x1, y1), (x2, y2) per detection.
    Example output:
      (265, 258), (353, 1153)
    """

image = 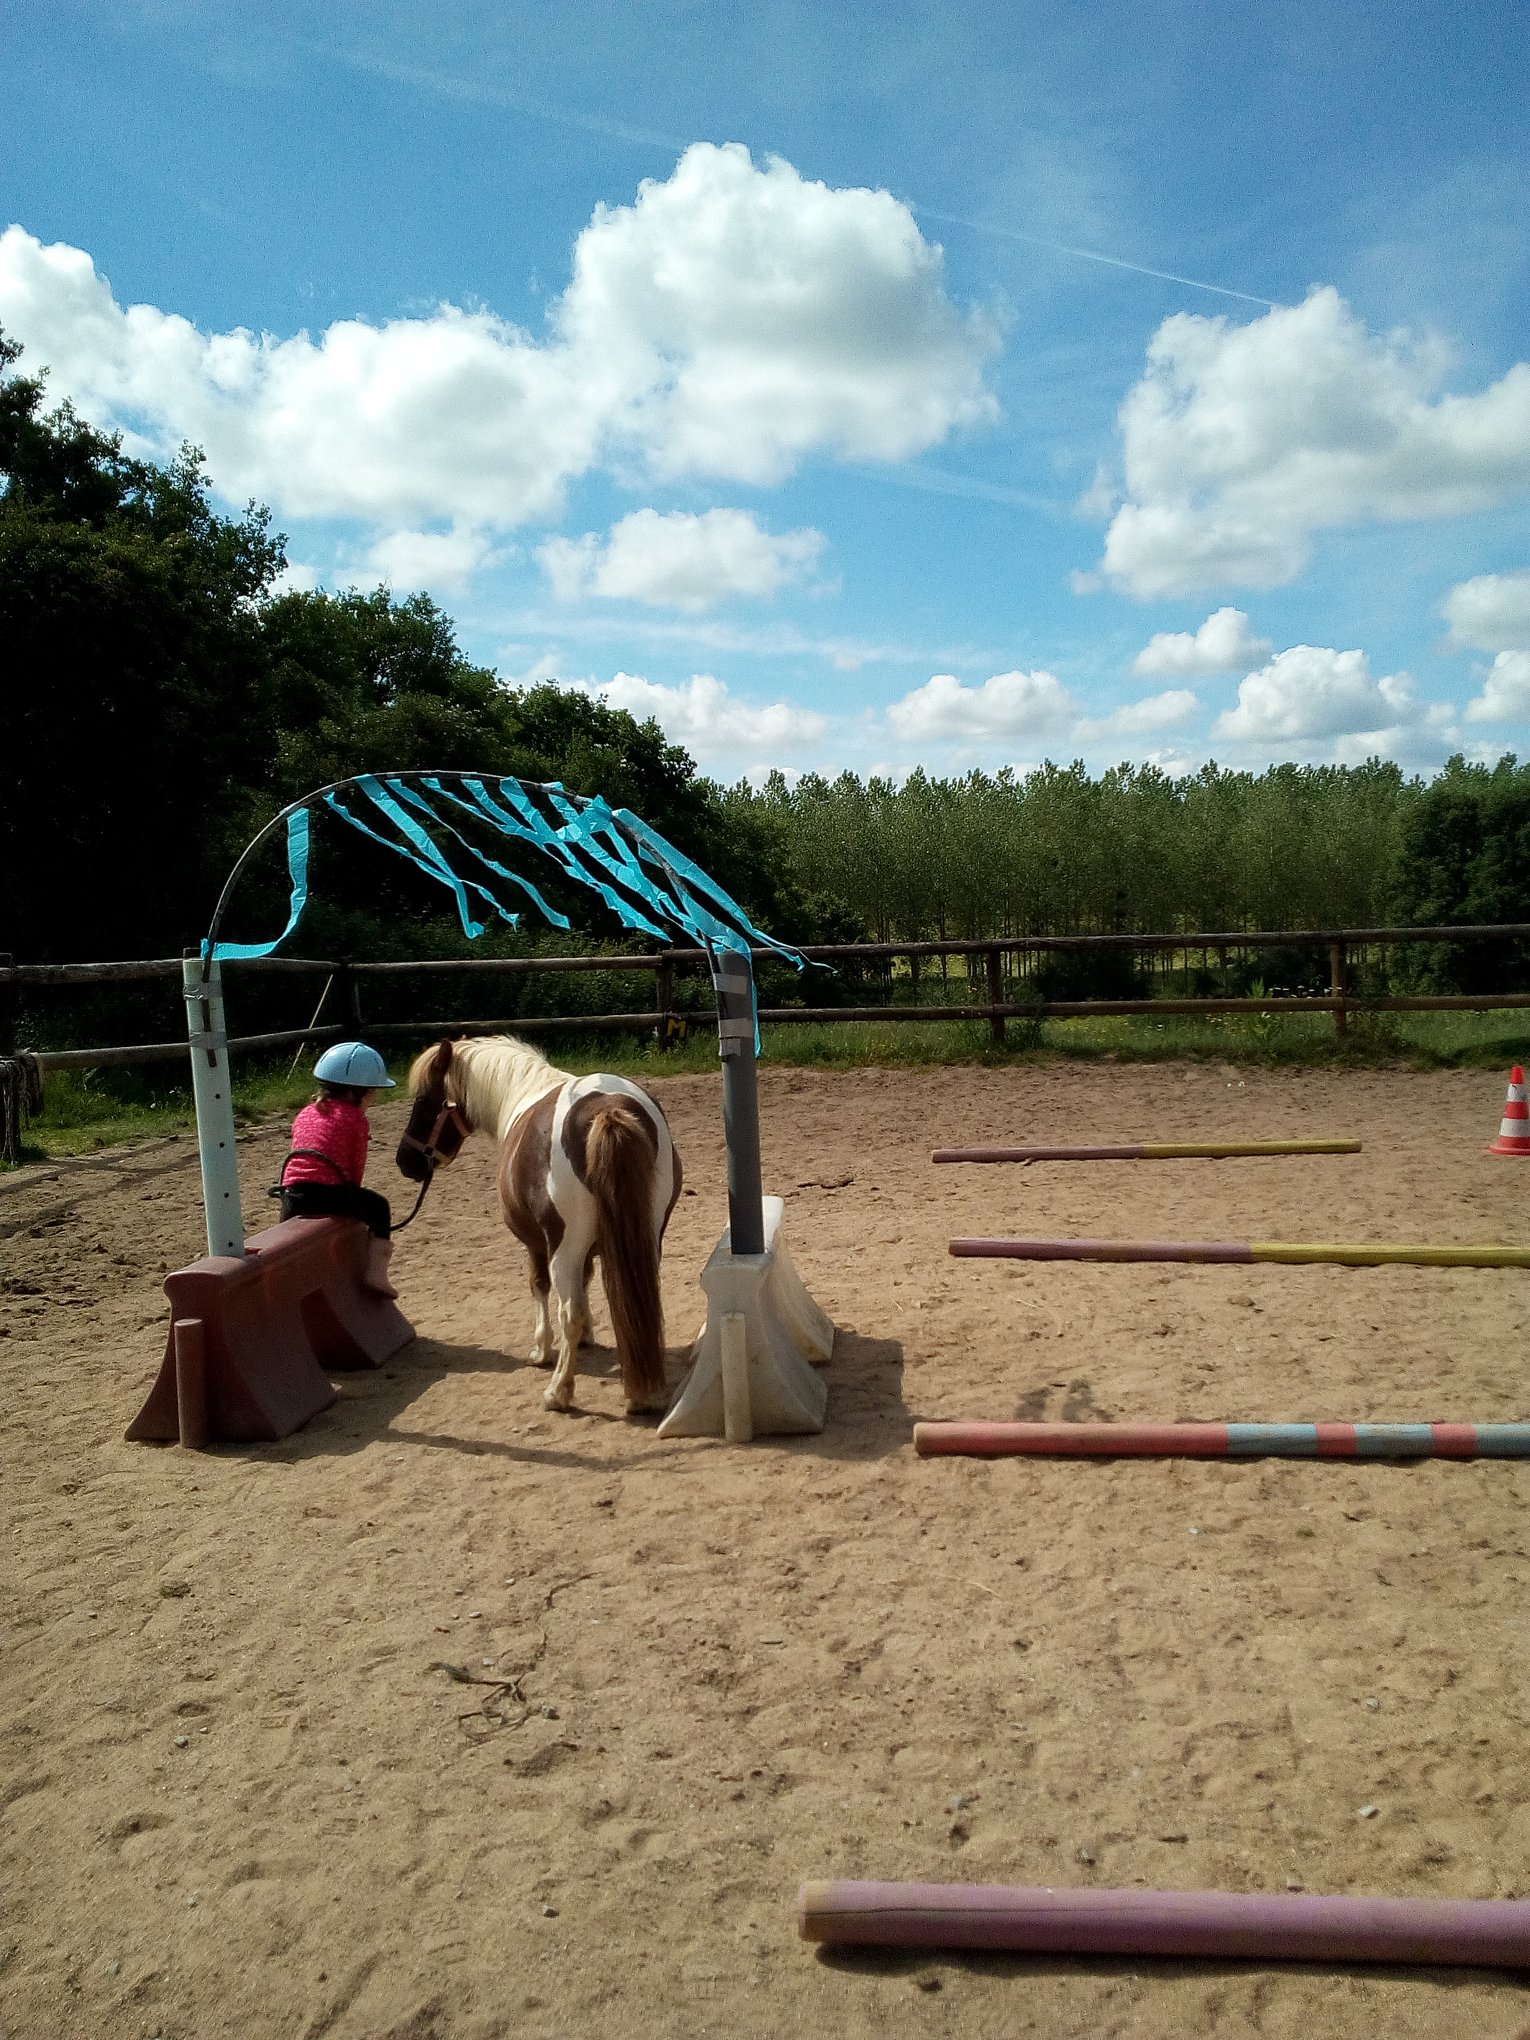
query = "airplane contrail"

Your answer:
(341, 54), (1281, 312)
(913, 206), (1280, 309)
